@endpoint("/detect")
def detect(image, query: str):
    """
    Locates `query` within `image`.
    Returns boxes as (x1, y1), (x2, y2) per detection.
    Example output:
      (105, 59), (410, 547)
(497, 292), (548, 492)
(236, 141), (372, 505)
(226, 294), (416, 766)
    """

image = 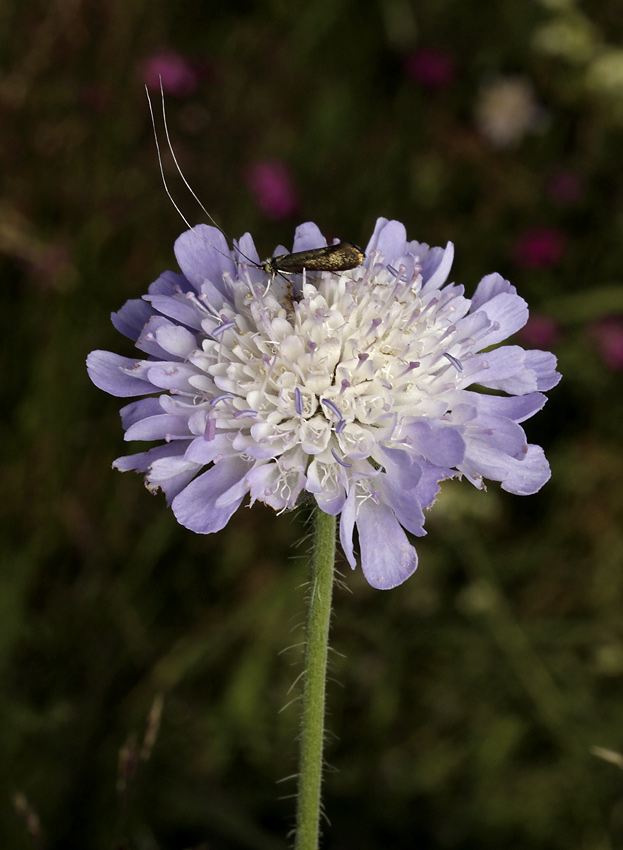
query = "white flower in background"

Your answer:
(474, 76), (545, 148)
